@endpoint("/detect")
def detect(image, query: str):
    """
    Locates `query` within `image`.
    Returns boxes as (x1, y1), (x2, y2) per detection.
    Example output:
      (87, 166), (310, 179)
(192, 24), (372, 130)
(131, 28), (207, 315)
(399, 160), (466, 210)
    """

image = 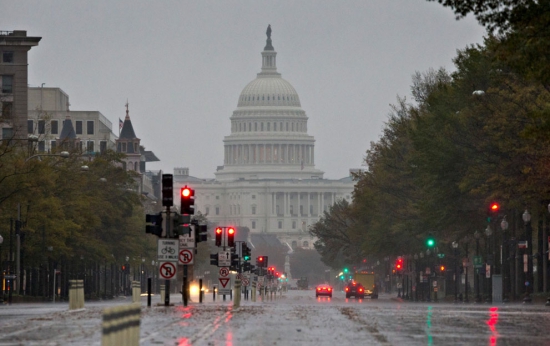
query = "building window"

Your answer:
(87, 141), (94, 153)
(1, 75), (13, 93)
(100, 141), (107, 153)
(2, 51), (14, 64)
(134, 143), (138, 152)
(27, 120), (33, 134)
(290, 205), (294, 214)
(278, 221), (282, 229)
(87, 121), (94, 135)
(38, 141), (45, 152)
(303, 241), (309, 248)
(205, 207), (210, 215)
(310, 205), (313, 215)
(121, 143), (126, 152)
(300, 205), (303, 215)
(267, 123), (270, 131)
(292, 221), (296, 229)
(252, 206), (256, 215)
(1, 102), (12, 119)
(38, 120), (45, 134)
(261, 123), (264, 131)
(75, 121), (83, 135)
(2, 127), (13, 140)
(51, 120), (58, 135)
(252, 195), (256, 199)
(215, 207), (220, 215)
(216, 196), (219, 200)
(51, 140), (57, 151)
(252, 221), (256, 229)
(276, 205), (280, 215)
